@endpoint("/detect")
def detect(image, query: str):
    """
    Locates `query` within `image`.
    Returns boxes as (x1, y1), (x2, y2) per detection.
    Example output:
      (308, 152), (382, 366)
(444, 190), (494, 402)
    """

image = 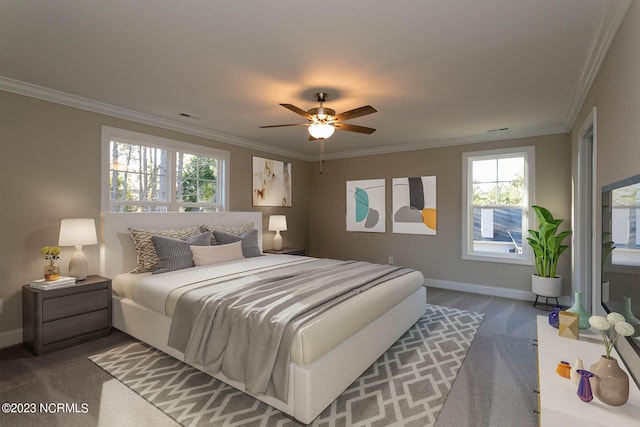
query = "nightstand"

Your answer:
(264, 247), (306, 256)
(22, 275), (112, 355)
